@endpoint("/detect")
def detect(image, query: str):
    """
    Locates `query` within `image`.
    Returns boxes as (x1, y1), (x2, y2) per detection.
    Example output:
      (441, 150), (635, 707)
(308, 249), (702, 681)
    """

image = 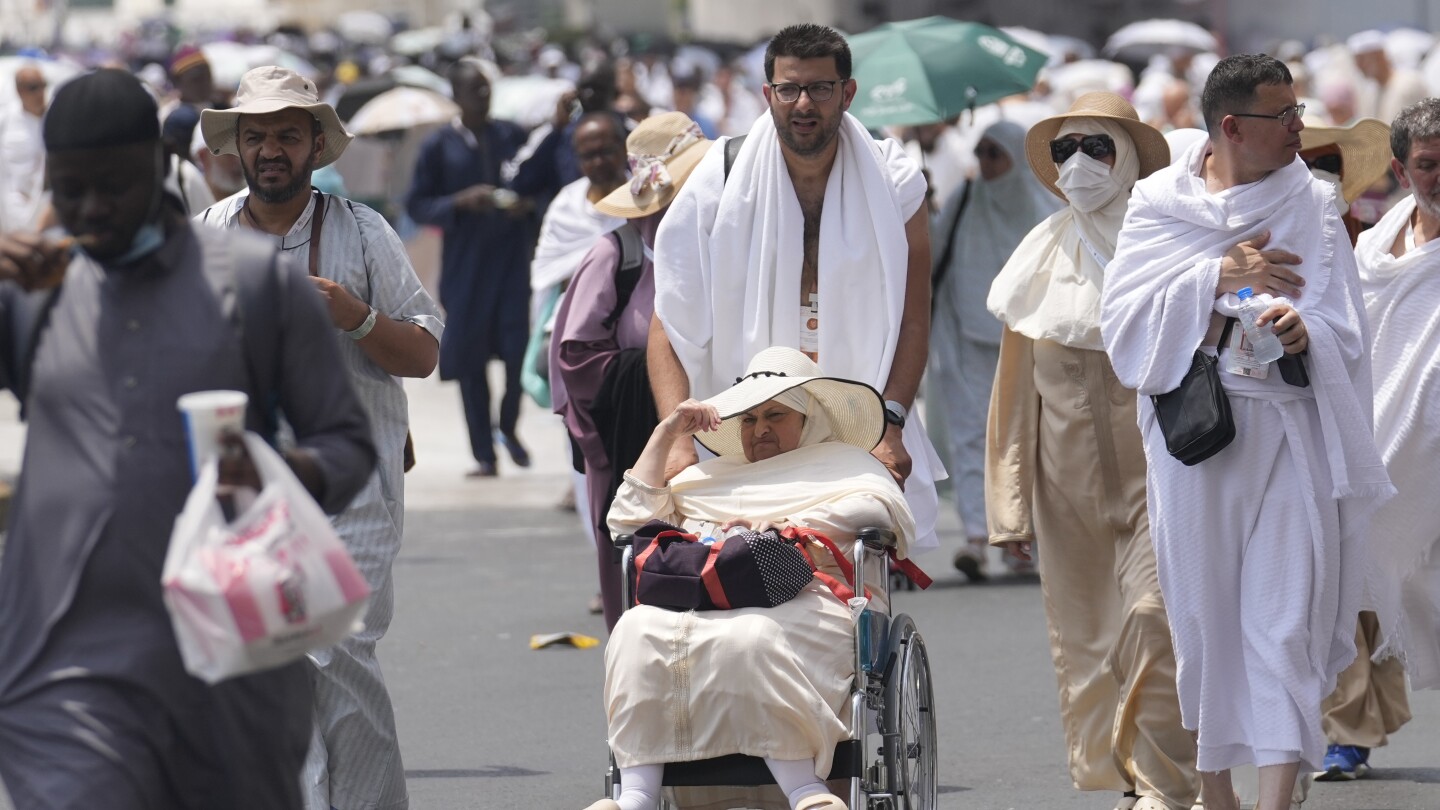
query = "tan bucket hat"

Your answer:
(595, 111), (712, 218)
(1299, 117), (1392, 203)
(695, 347), (885, 458)
(1025, 91), (1170, 200)
(200, 66), (353, 169)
